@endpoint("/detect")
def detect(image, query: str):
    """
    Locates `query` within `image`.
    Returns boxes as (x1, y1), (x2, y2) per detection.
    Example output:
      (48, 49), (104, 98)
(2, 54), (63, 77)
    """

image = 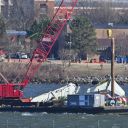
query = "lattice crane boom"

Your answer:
(0, 0), (78, 99)
(22, 0), (78, 86)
